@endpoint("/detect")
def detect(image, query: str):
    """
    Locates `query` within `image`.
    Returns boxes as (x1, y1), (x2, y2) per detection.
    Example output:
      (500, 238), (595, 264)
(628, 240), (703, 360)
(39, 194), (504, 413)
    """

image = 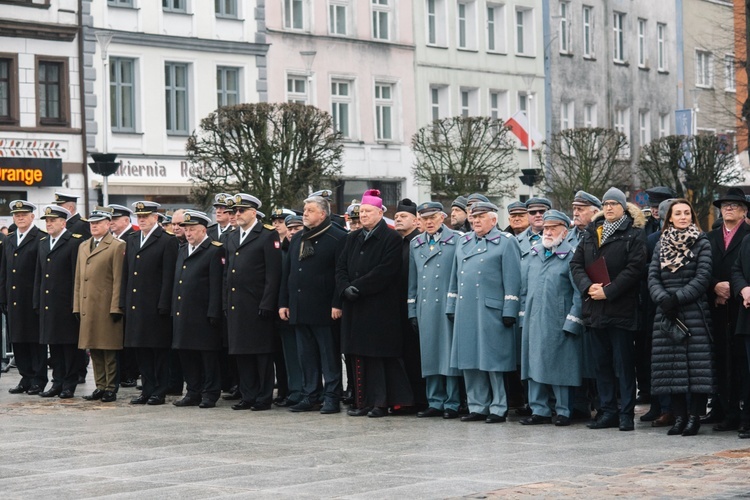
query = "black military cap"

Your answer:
(646, 186), (677, 206)
(107, 204), (132, 218)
